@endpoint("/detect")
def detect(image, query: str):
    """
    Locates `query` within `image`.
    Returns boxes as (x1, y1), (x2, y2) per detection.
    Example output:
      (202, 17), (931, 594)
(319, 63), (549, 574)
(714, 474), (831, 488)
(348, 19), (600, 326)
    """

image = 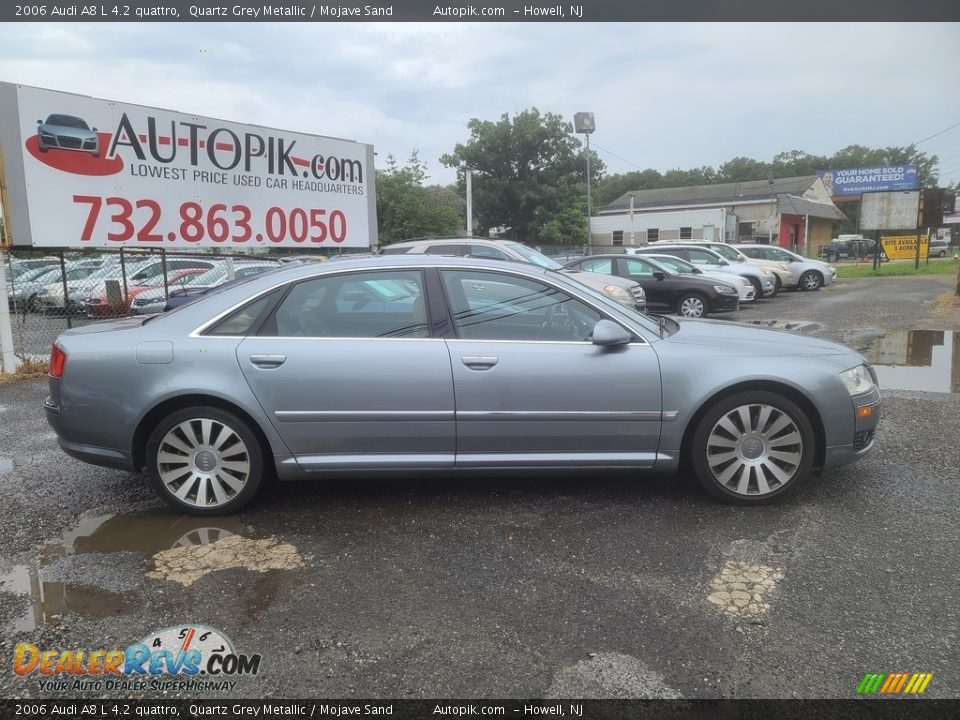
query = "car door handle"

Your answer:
(461, 356), (498, 370)
(249, 354), (287, 368)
